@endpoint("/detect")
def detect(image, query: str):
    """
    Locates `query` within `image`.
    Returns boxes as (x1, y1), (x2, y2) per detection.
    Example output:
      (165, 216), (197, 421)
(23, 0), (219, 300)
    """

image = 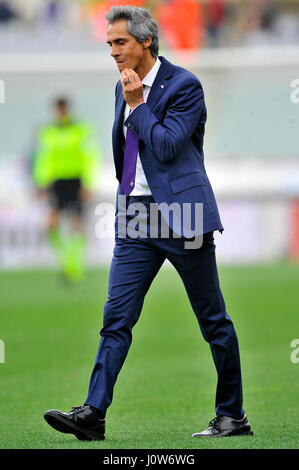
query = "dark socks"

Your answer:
(89, 405), (105, 420)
